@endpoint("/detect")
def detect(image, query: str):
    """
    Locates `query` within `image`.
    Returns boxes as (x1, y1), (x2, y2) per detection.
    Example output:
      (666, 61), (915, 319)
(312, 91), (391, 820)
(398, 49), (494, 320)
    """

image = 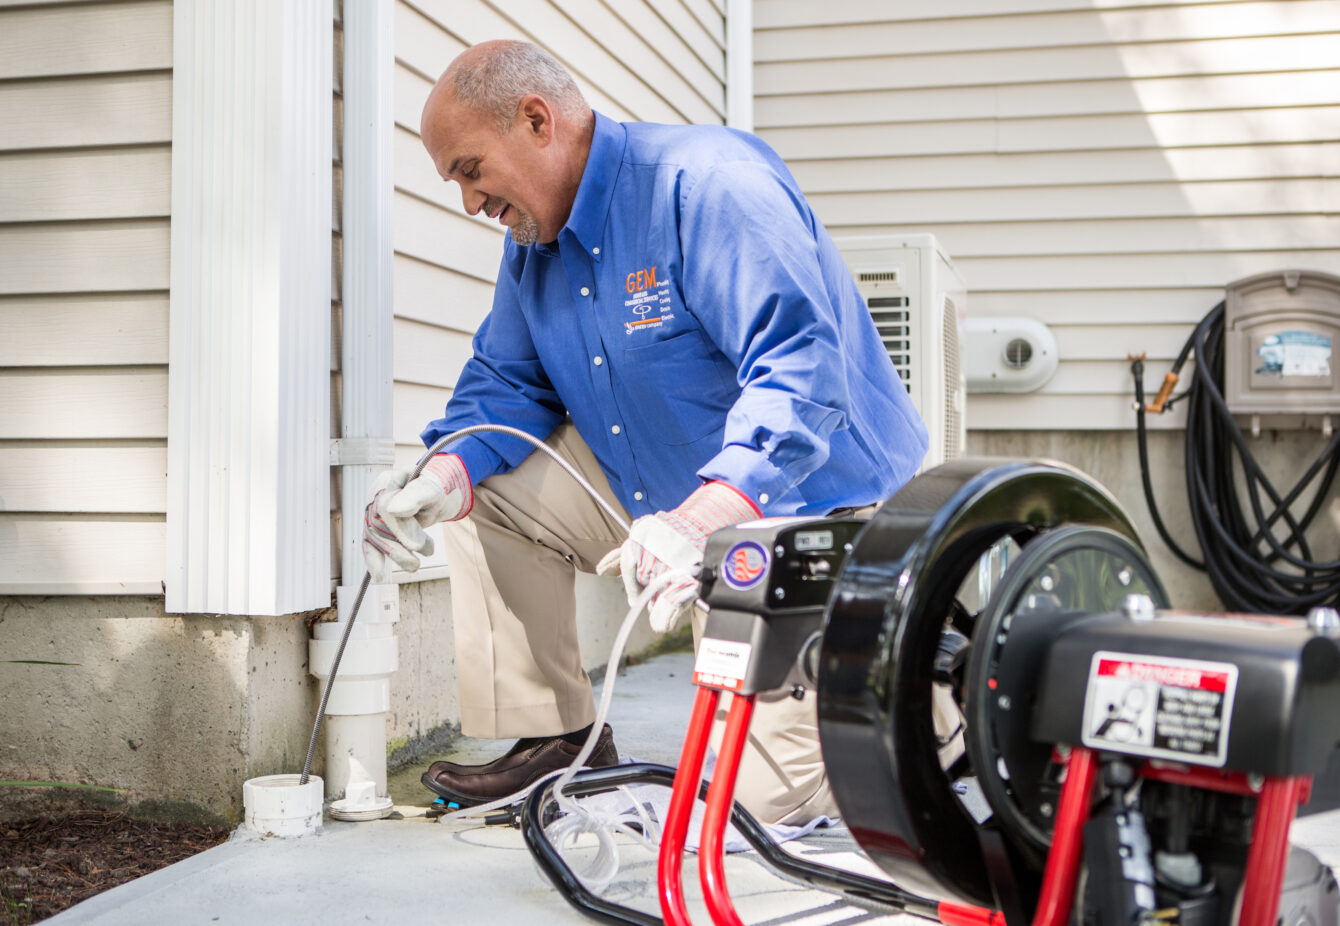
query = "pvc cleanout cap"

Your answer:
(328, 755), (393, 822)
(242, 775), (324, 837)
